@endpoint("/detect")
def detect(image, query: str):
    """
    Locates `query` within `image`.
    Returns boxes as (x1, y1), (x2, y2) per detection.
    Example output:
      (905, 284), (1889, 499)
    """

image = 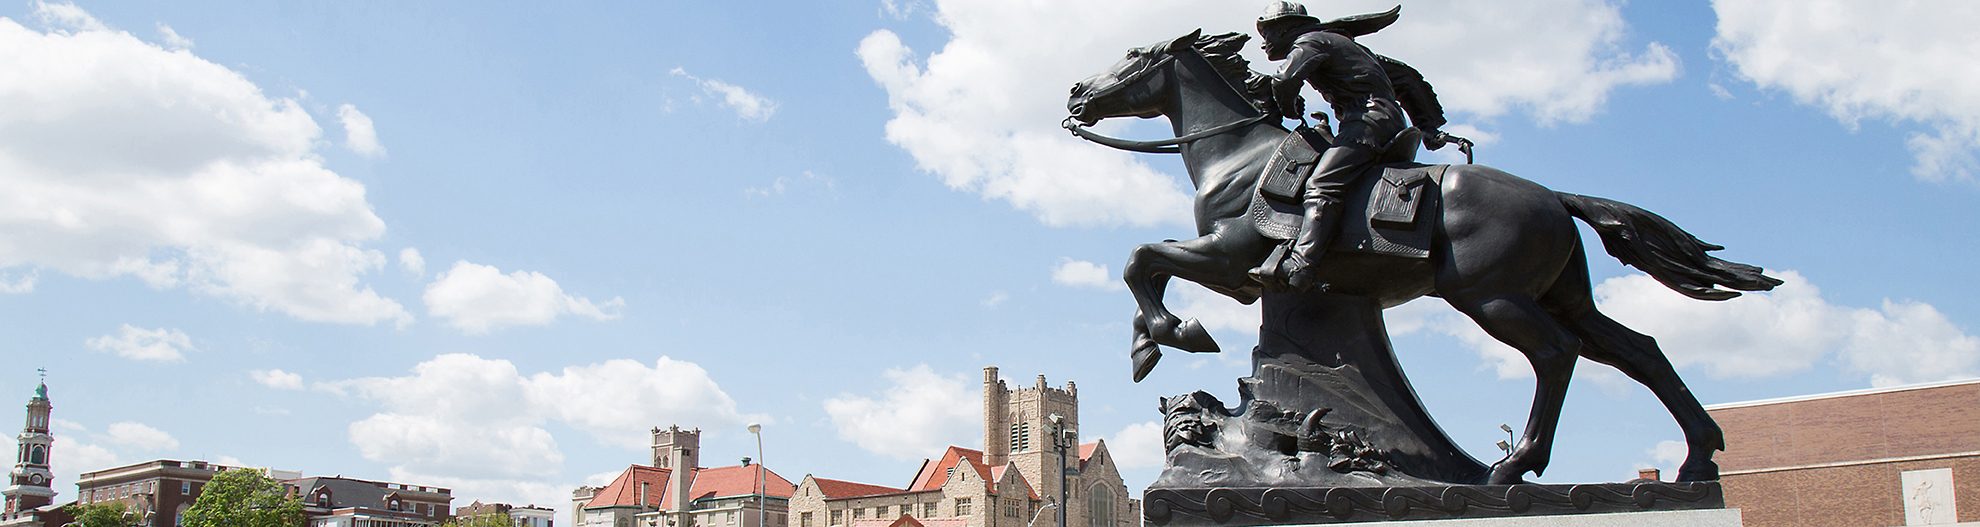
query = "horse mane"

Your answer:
(1189, 32), (1276, 115)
